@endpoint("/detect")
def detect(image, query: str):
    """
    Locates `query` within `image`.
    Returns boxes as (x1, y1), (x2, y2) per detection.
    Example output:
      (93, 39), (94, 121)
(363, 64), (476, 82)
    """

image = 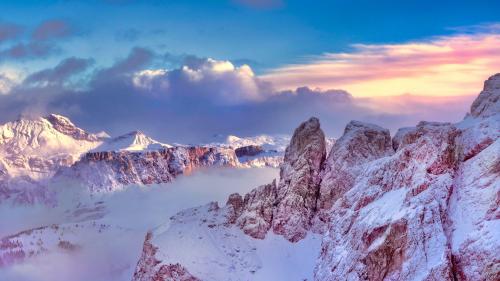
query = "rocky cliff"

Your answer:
(57, 146), (239, 192)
